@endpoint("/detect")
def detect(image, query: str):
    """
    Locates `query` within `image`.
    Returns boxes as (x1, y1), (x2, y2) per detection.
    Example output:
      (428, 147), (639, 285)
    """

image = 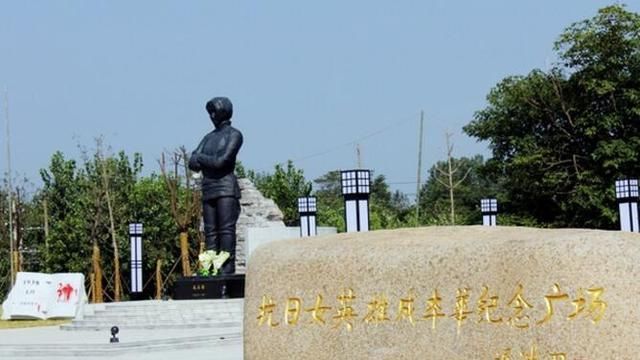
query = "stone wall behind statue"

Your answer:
(235, 178), (285, 273)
